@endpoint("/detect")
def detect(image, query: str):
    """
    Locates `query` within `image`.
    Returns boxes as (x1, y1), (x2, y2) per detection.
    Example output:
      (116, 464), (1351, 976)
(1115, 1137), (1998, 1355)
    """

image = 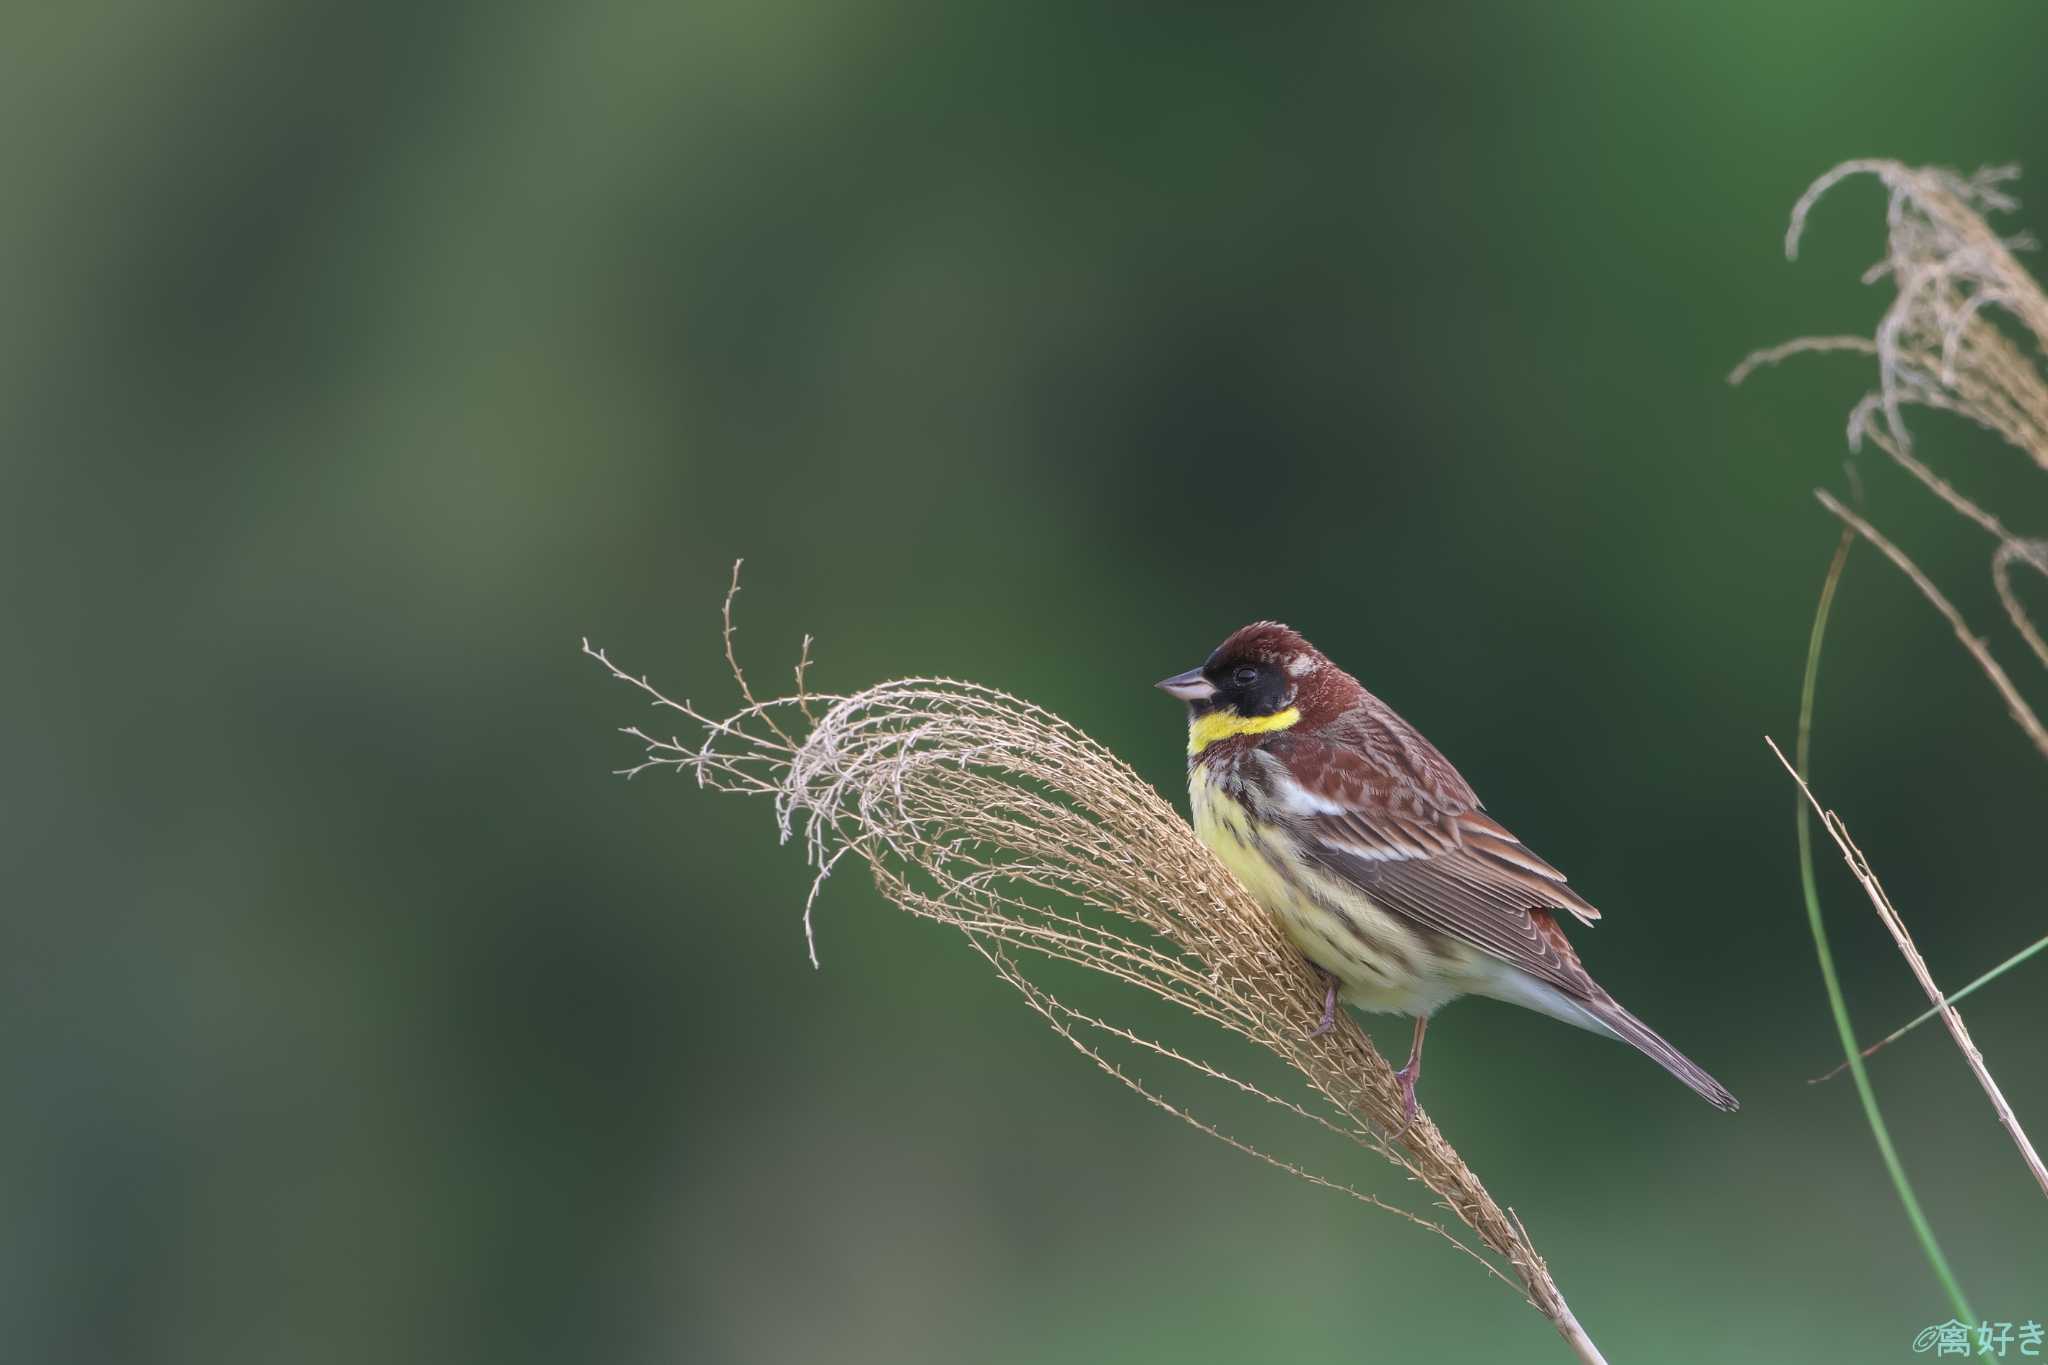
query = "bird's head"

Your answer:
(1156, 622), (1336, 754)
